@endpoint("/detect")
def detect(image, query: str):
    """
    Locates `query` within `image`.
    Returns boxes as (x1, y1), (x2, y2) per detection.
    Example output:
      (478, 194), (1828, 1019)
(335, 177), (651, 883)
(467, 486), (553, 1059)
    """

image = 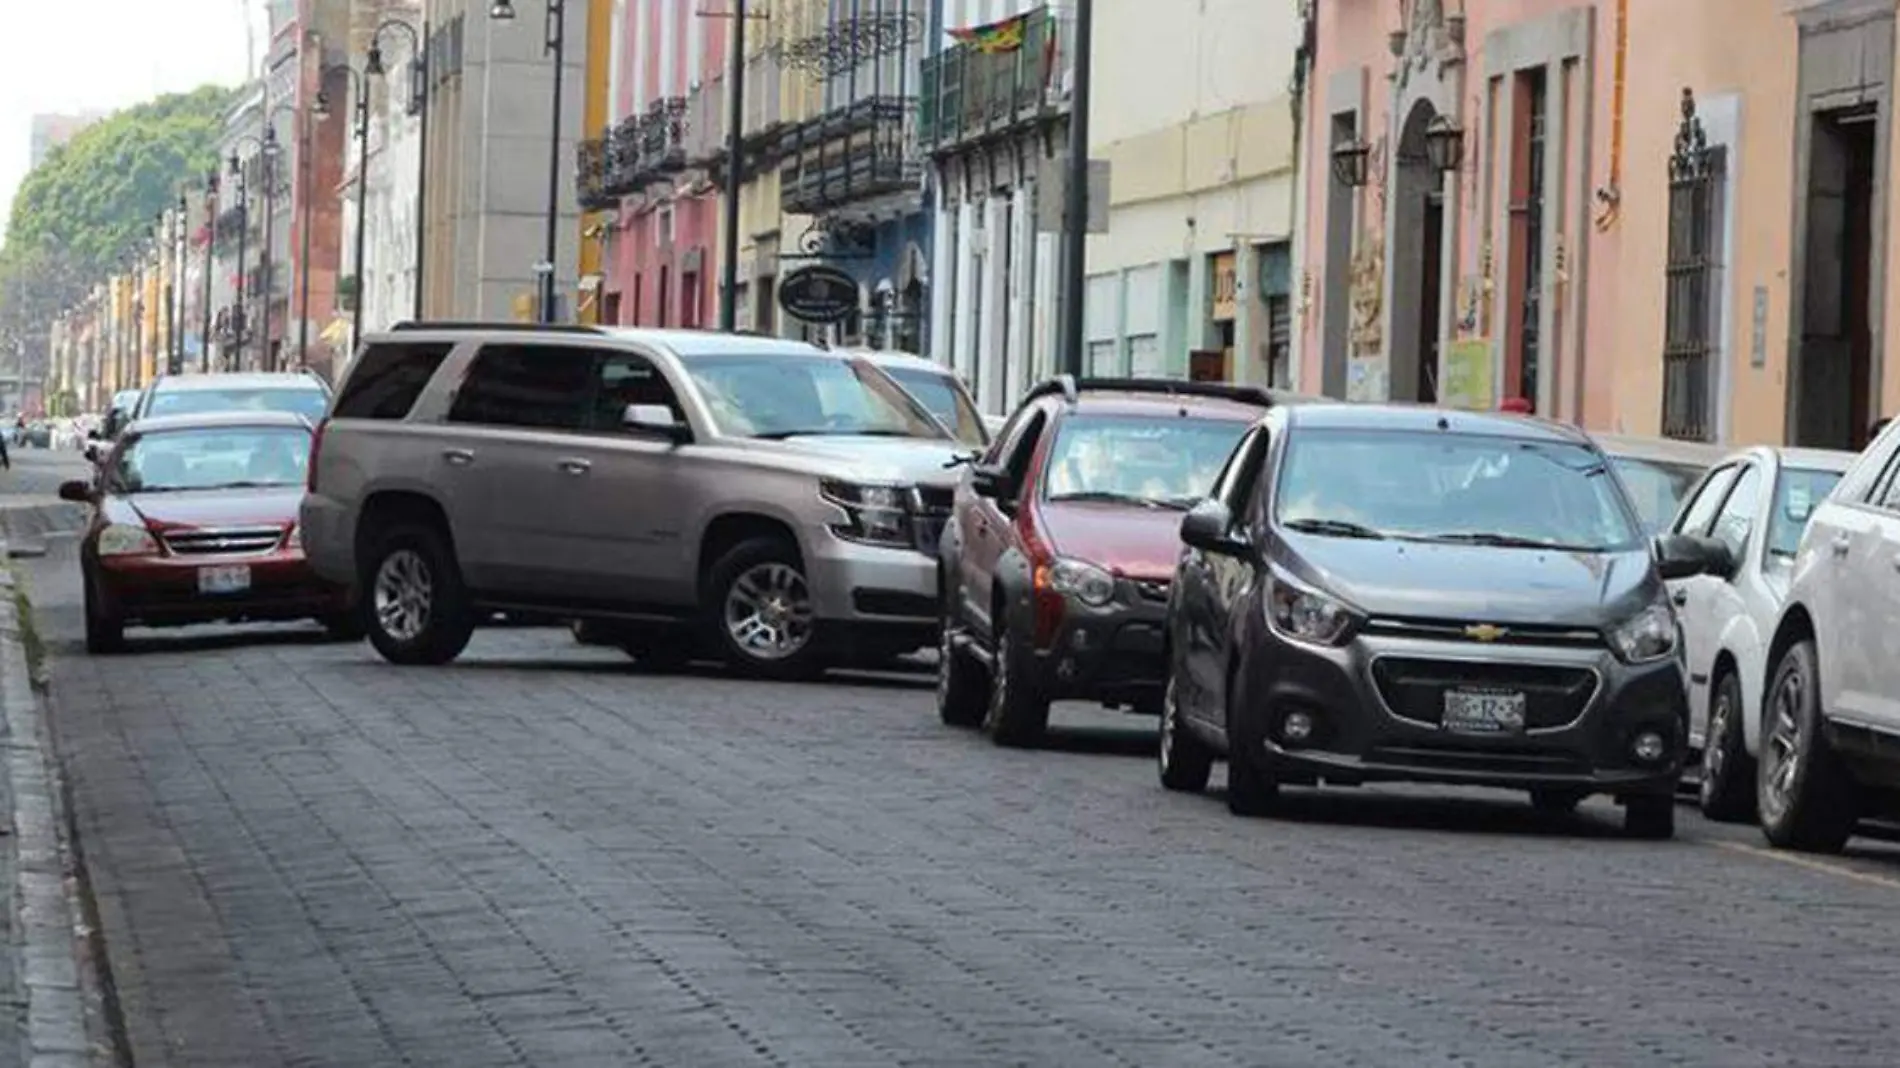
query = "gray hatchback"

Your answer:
(1159, 404), (1732, 839)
